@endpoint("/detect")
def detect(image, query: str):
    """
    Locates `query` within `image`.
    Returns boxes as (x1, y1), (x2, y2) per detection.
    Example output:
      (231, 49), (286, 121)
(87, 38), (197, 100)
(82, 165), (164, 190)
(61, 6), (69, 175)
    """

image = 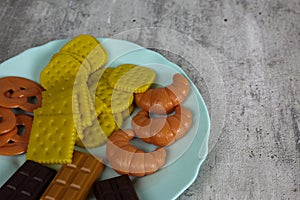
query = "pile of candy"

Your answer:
(0, 34), (193, 199)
